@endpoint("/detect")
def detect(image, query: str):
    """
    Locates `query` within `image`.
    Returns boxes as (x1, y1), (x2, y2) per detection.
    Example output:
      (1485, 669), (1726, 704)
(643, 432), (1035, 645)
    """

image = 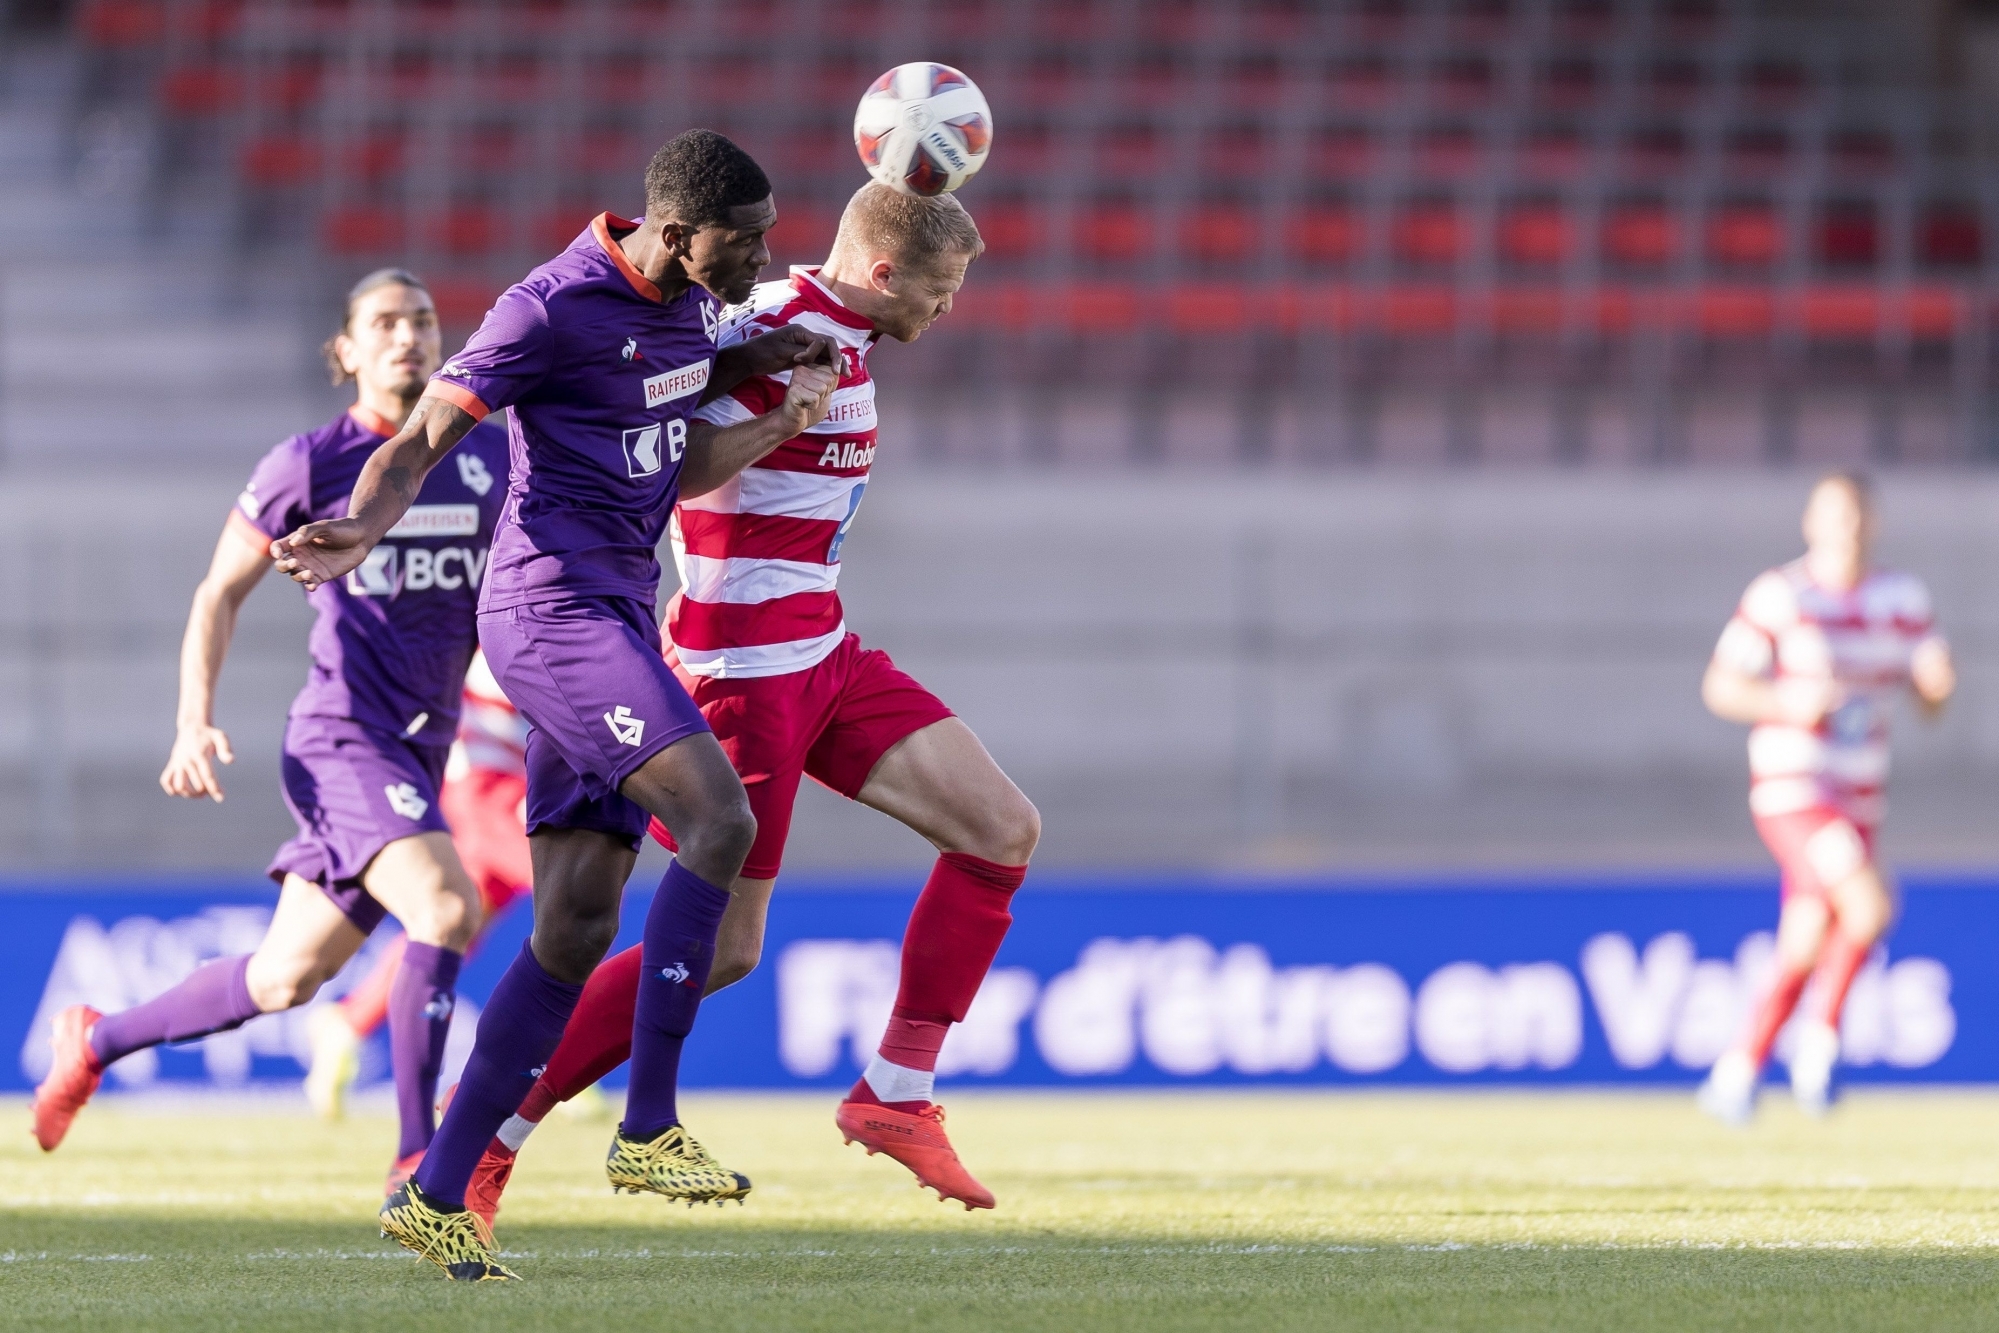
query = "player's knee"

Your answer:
(958, 791), (1040, 866)
(685, 798), (757, 877)
(247, 961), (332, 1012)
(709, 942), (763, 994)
